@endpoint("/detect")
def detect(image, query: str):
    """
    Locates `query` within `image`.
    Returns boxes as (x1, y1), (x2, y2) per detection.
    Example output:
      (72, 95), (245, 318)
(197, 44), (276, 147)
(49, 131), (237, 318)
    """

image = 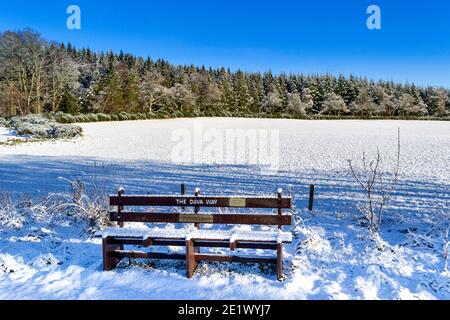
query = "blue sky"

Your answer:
(1, 0), (449, 87)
